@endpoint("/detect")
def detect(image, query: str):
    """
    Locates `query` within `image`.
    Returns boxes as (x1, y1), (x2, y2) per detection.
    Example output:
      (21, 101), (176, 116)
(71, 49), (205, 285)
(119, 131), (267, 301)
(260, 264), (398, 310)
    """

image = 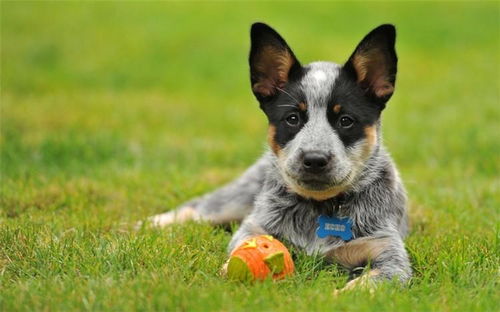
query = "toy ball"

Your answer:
(226, 235), (294, 281)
